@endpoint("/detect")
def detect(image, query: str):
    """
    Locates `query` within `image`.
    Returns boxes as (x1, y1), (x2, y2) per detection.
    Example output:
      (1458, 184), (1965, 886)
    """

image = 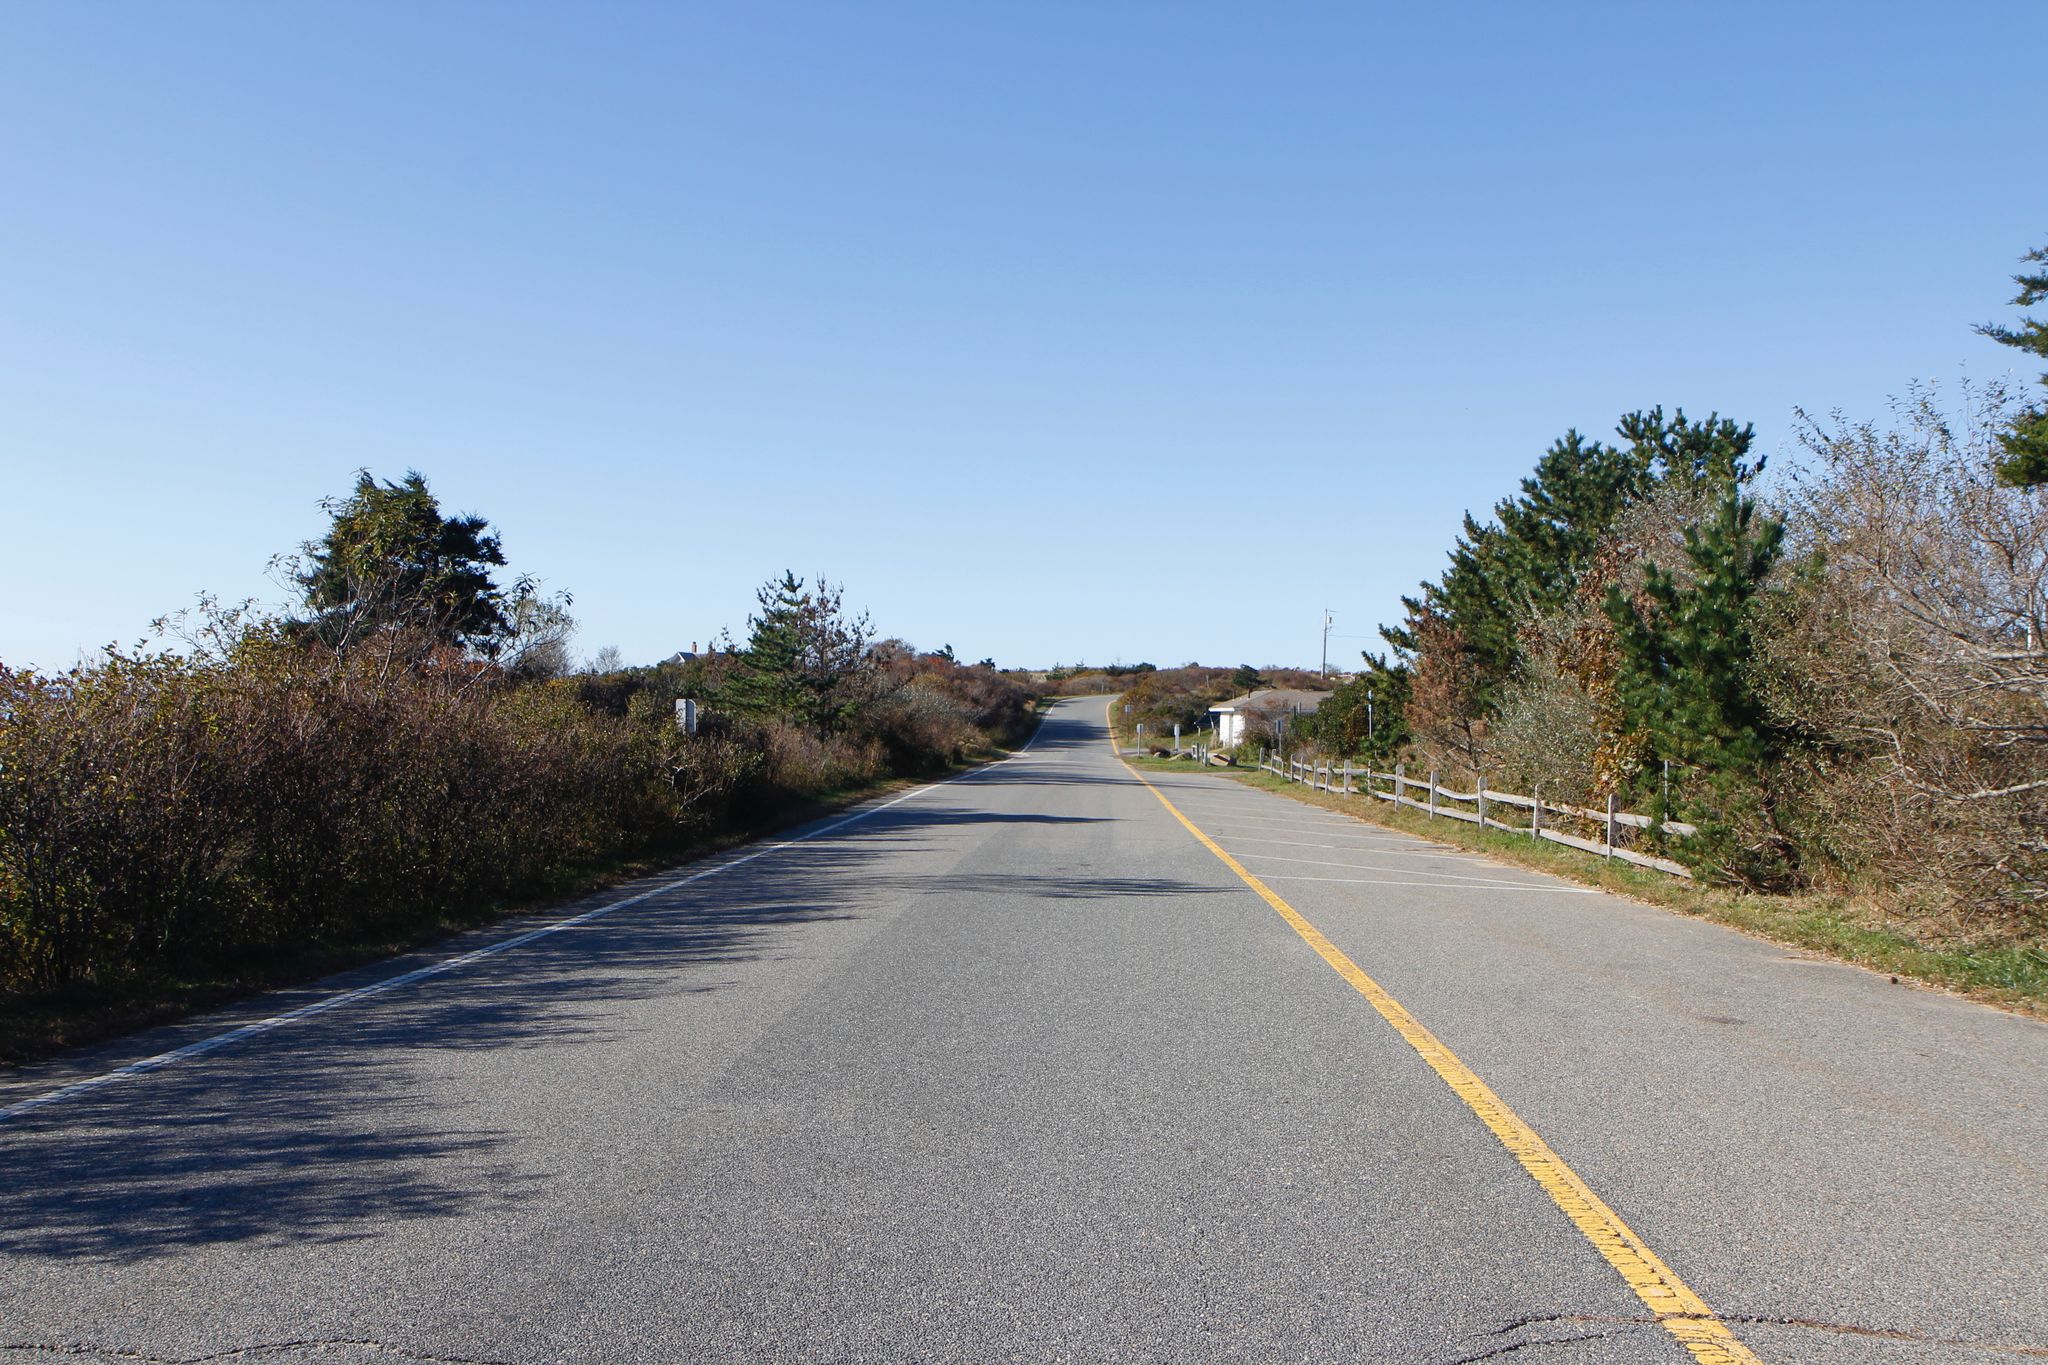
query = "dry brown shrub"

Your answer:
(1767, 380), (2048, 927)
(1404, 610), (1491, 784)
